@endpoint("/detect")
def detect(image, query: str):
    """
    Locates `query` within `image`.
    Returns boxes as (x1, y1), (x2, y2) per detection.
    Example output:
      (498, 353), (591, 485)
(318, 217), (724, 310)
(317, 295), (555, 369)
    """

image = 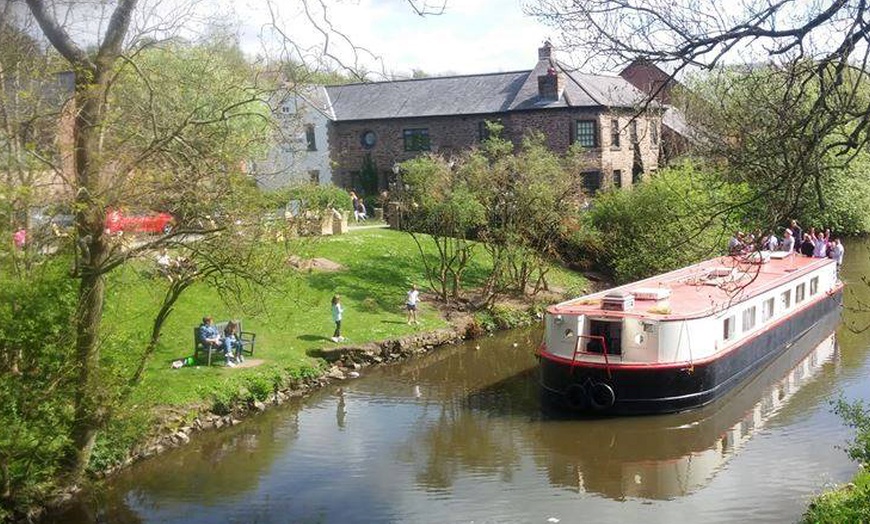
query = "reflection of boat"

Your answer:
(538, 253), (843, 414)
(534, 310), (840, 500)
